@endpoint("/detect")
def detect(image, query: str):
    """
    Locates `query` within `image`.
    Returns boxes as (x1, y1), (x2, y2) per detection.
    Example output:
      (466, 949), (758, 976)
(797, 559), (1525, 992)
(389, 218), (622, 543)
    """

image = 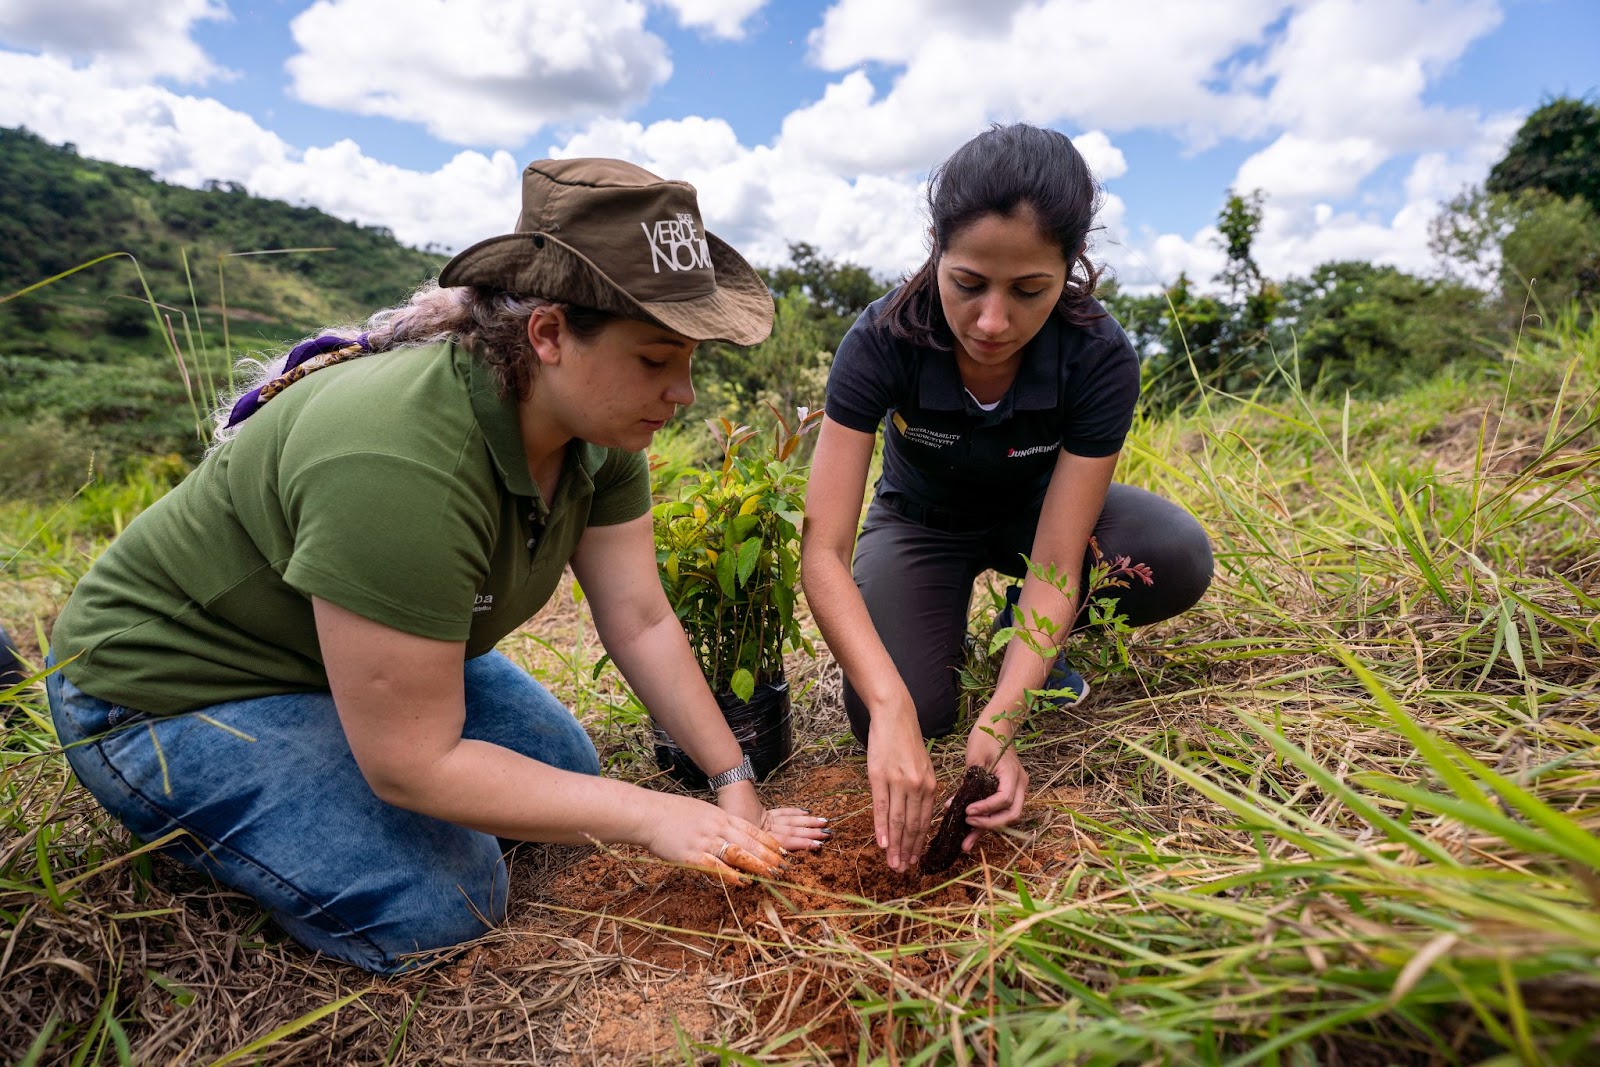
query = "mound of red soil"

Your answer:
(465, 763), (1083, 1061)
